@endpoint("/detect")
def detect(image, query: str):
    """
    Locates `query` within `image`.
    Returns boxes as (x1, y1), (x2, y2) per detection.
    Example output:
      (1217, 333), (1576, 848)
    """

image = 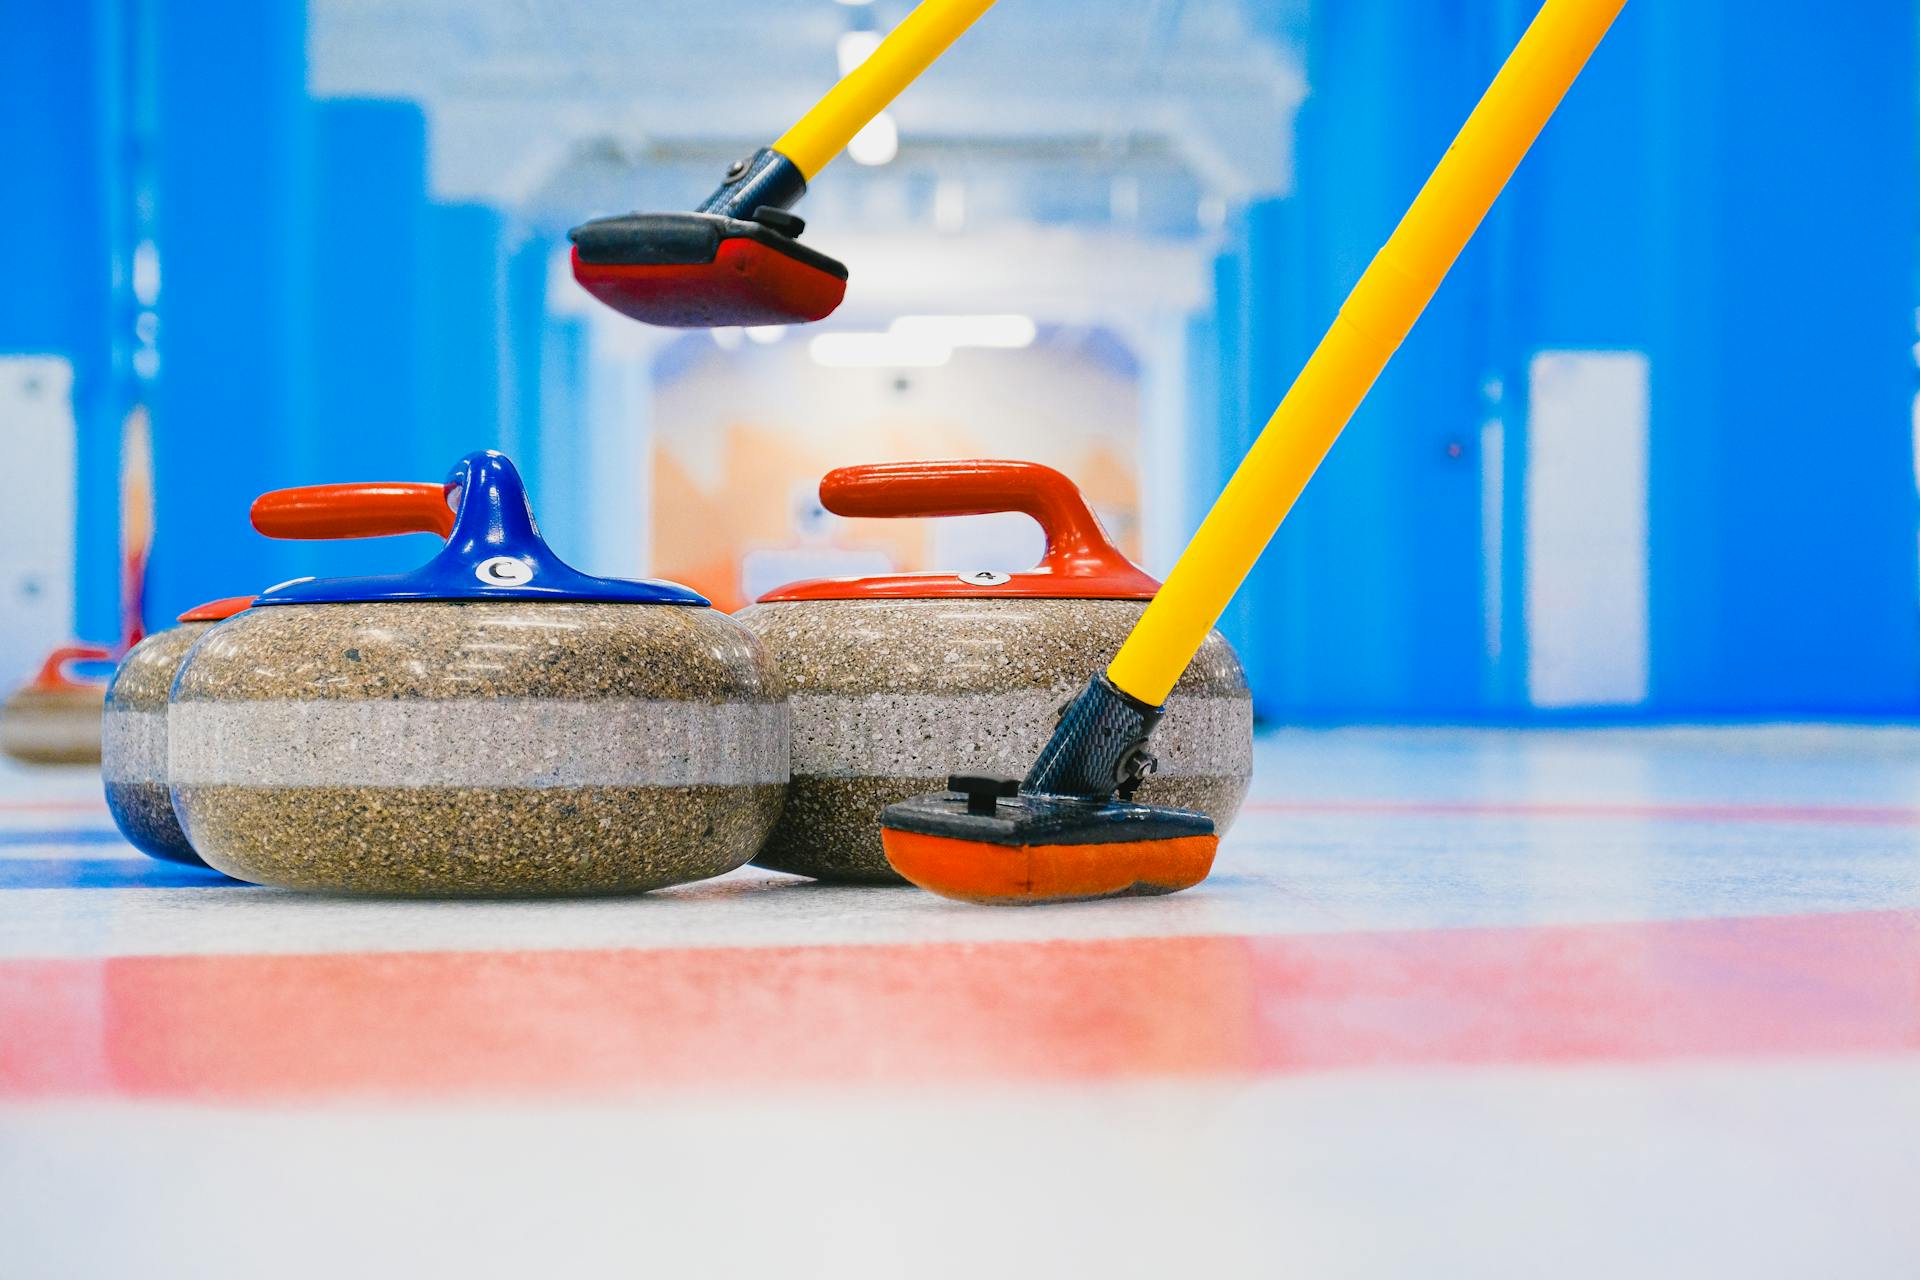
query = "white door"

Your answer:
(0, 356), (78, 687)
